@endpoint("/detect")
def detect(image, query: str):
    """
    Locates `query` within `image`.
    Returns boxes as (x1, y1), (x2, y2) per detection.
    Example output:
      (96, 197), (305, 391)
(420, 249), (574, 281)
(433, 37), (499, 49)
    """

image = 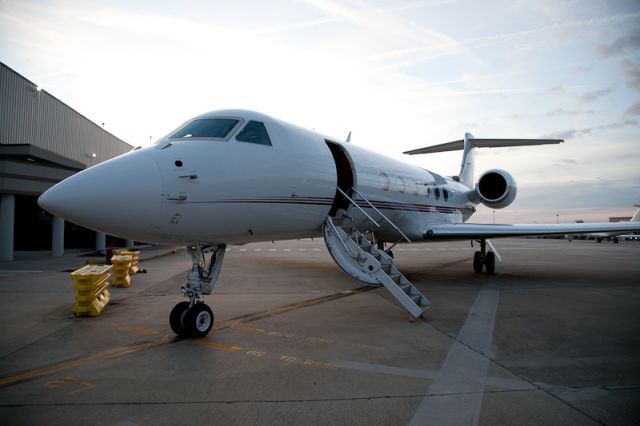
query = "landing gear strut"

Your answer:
(473, 239), (496, 275)
(170, 244), (226, 338)
(376, 241), (395, 259)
